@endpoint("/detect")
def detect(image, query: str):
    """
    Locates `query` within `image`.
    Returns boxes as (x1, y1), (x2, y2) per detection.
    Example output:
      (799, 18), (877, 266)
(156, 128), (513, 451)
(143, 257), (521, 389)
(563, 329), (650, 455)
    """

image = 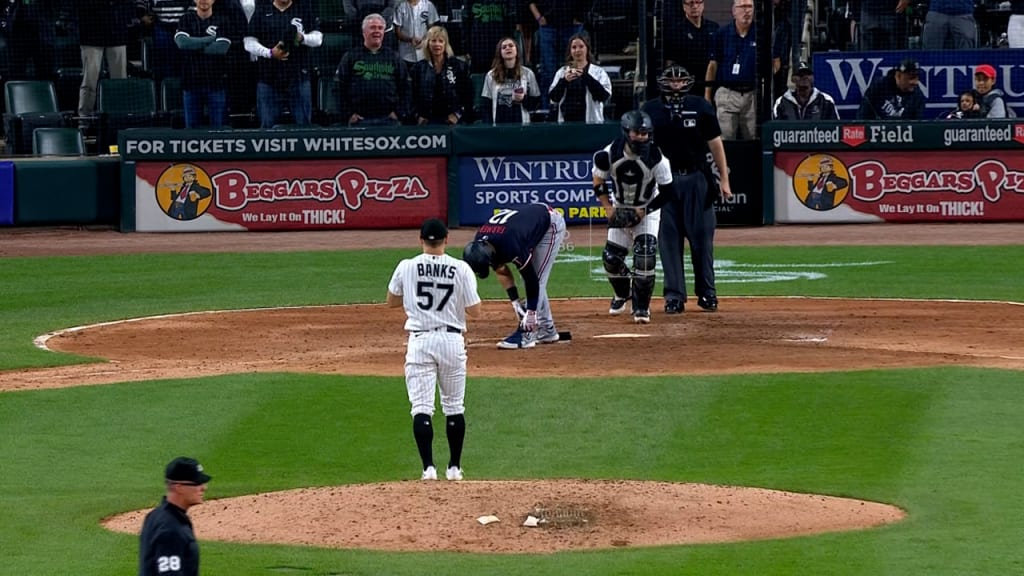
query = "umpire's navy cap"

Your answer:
(420, 218), (448, 241)
(165, 457), (212, 484)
